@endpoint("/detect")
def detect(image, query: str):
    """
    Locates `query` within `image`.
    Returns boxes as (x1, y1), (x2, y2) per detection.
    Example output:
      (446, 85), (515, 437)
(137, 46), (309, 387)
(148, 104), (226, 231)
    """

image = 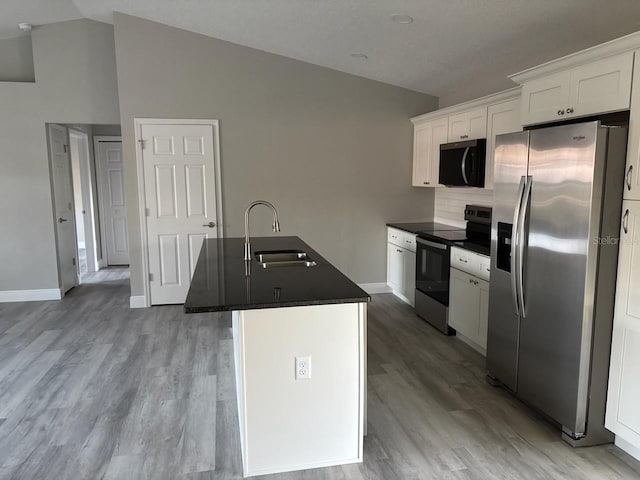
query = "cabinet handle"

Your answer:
(459, 258), (468, 263)
(627, 165), (633, 191)
(423, 181), (430, 185)
(566, 107), (574, 114)
(557, 109), (565, 116)
(623, 209), (630, 234)
(396, 249), (403, 253)
(469, 278), (474, 284)
(460, 135), (469, 139)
